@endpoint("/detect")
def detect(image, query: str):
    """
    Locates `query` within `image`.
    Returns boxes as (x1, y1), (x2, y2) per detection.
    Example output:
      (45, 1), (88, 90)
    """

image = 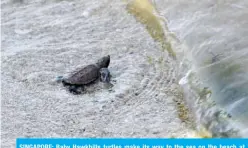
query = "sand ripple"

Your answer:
(1, 1), (191, 147)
